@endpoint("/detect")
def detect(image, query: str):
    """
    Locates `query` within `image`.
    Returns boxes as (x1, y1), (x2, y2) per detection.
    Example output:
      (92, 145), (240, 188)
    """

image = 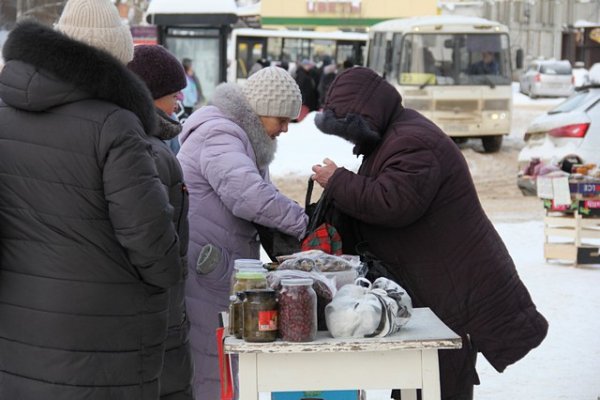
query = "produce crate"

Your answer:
(577, 199), (600, 217)
(569, 181), (600, 197)
(543, 212), (600, 267)
(271, 390), (361, 400)
(543, 199), (576, 214)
